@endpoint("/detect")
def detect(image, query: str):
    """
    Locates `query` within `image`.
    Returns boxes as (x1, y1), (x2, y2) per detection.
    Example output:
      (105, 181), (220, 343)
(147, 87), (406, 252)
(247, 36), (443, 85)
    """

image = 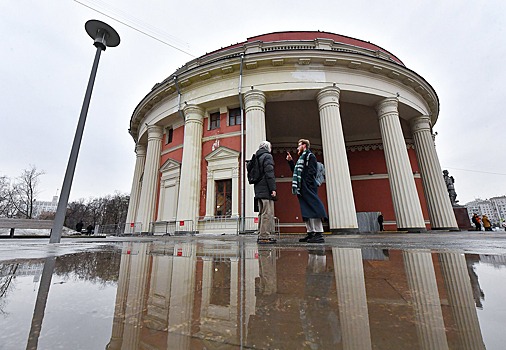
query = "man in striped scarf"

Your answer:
(287, 139), (327, 243)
